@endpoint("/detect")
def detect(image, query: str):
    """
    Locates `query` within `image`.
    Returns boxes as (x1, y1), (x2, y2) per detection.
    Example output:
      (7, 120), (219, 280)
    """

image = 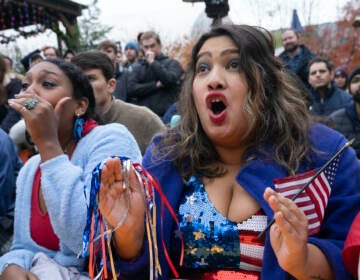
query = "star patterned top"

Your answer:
(172, 175), (267, 277)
